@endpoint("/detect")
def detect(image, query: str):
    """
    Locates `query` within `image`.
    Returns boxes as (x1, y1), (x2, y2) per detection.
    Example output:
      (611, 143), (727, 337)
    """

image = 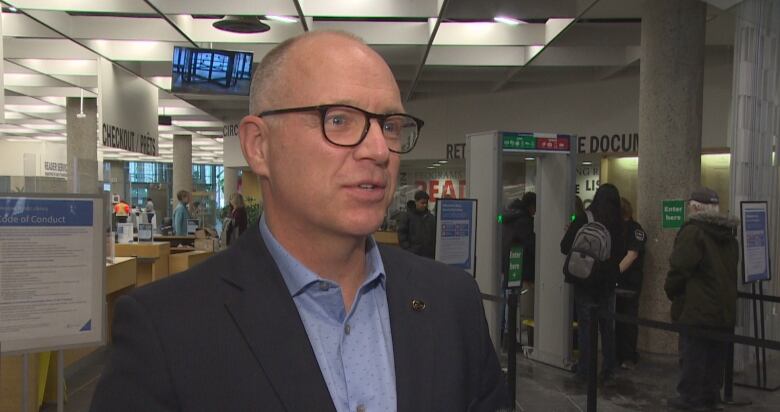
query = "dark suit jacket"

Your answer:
(91, 225), (508, 411)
